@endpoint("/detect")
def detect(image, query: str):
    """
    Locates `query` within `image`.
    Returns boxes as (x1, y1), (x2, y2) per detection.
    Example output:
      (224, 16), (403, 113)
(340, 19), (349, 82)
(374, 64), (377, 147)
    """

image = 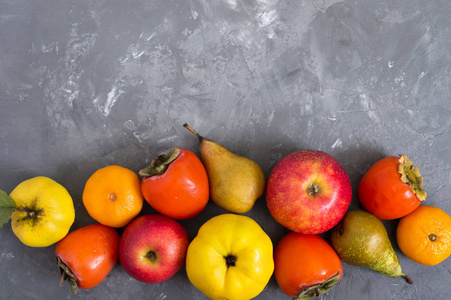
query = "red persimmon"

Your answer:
(139, 147), (209, 220)
(358, 154), (427, 220)
(274, 233), (343, 299)
(55, 224), (119, 294)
